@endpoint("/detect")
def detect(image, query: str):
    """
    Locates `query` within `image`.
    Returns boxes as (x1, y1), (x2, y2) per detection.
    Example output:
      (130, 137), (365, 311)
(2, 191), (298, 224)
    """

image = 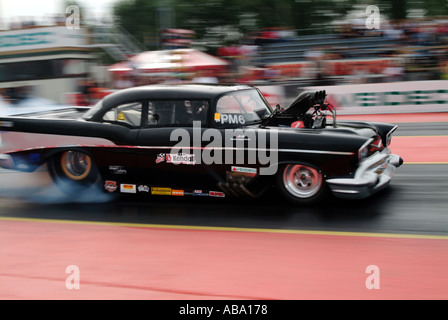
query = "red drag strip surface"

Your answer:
(338, 112), (448, 123)
(1, 112), (446, 300)
(390, 136), (448, 163)
(0, 219), (447, 300)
